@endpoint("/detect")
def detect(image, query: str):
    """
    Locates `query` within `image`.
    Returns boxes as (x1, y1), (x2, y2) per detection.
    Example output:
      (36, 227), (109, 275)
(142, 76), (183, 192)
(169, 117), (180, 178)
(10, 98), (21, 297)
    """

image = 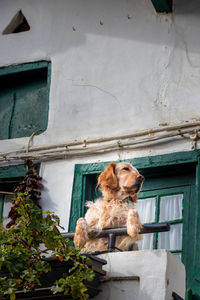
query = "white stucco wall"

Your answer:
(94, 250), (186, 300)
(0, 0), (200, 228)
